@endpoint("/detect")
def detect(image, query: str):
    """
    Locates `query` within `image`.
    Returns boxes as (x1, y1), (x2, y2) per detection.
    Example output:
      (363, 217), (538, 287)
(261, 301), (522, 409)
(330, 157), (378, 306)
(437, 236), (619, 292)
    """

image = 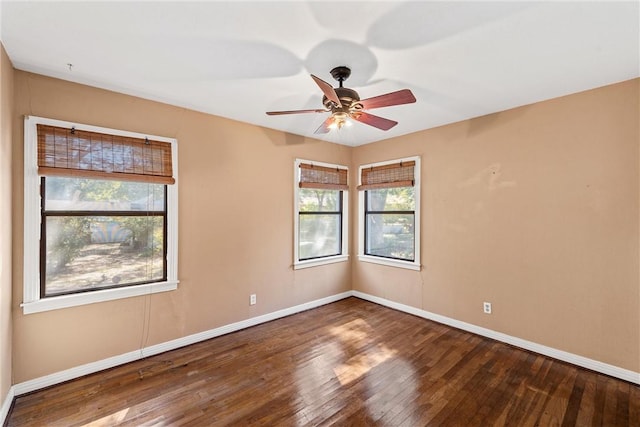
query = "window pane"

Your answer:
(366, 213), (415, 261)
(45, 177), (165, 211)
(366, 187), (415, 211)
(299, 189), (340, 212)
(299, 214), (340, 259)
(44, 215), (164, 296)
